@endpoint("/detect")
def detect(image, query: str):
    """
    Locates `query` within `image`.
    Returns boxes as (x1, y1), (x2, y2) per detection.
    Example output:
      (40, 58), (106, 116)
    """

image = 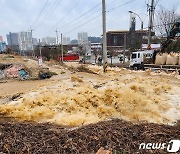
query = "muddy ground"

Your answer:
(0, 54), (180, 153)
(1, 62), (179, 126)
